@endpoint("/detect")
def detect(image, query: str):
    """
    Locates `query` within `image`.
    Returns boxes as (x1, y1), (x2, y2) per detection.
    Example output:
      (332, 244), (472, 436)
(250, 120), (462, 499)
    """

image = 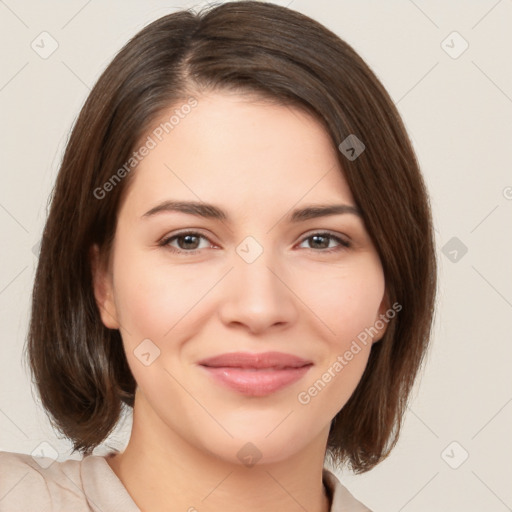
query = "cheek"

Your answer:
(296, 258), (386, 344)
(111, 249), (211, 341)
(292, 259), (384, 411)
